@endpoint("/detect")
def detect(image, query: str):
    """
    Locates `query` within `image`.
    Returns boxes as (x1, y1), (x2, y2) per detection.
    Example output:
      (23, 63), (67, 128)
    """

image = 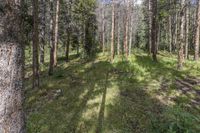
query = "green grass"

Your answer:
(25, 51), (200, 133)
